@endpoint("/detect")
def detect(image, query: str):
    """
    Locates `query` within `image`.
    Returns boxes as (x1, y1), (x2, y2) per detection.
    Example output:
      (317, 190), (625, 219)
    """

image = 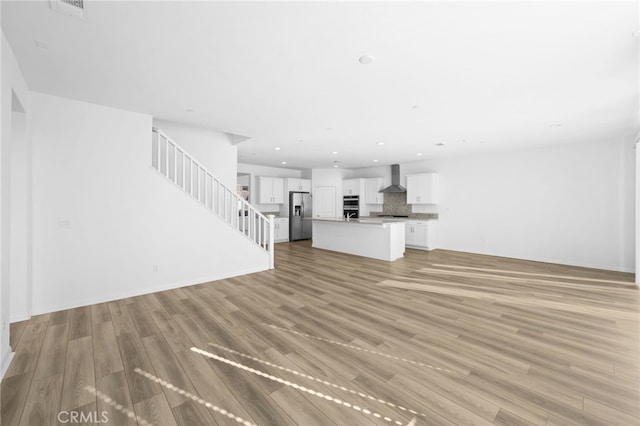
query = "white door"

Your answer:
(316, 186), (336, 218)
